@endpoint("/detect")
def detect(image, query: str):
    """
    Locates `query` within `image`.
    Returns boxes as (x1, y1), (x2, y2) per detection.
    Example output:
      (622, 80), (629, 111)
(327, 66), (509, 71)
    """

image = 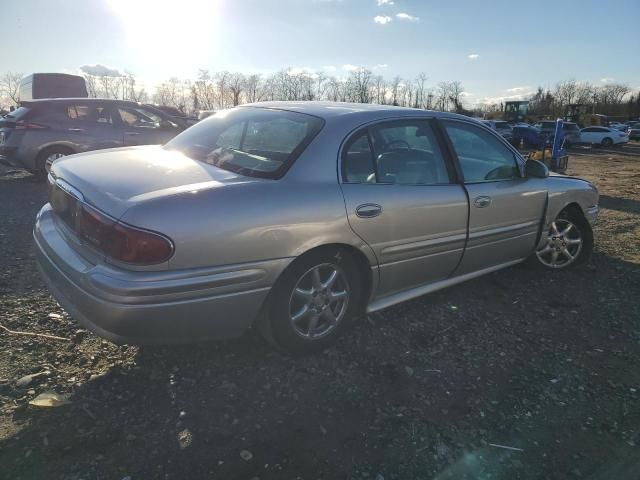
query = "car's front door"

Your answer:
(441, 119), (547, 275)
(340, 119), (468, 297)
(117, 105), (182, 146)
